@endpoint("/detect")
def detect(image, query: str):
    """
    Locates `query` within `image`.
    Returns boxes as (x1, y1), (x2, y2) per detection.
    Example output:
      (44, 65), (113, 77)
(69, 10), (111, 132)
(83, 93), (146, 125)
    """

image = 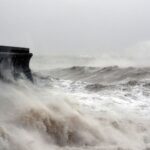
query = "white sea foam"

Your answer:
(1, 56), (150, 150)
